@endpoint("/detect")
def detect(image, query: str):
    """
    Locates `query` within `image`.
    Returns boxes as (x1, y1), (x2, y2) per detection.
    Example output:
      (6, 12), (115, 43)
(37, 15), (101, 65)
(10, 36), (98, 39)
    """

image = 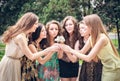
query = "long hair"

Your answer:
(62, 16), (80, 48)
(29, 23), (47, 49)
(2, 12), (39, 43)
(83, 14), (119, 57)
(78, 21), (86, 49)
(46, 20), (62, 47)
